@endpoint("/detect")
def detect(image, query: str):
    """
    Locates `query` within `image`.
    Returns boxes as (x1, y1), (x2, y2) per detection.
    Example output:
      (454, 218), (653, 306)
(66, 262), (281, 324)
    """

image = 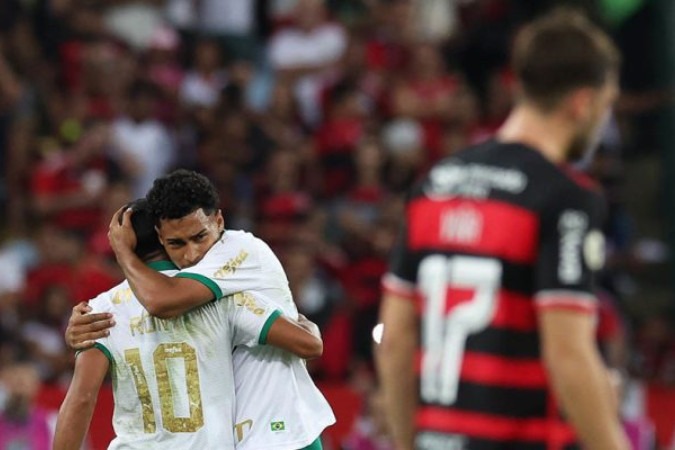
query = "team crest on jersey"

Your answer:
(583, 229), (605, 270)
